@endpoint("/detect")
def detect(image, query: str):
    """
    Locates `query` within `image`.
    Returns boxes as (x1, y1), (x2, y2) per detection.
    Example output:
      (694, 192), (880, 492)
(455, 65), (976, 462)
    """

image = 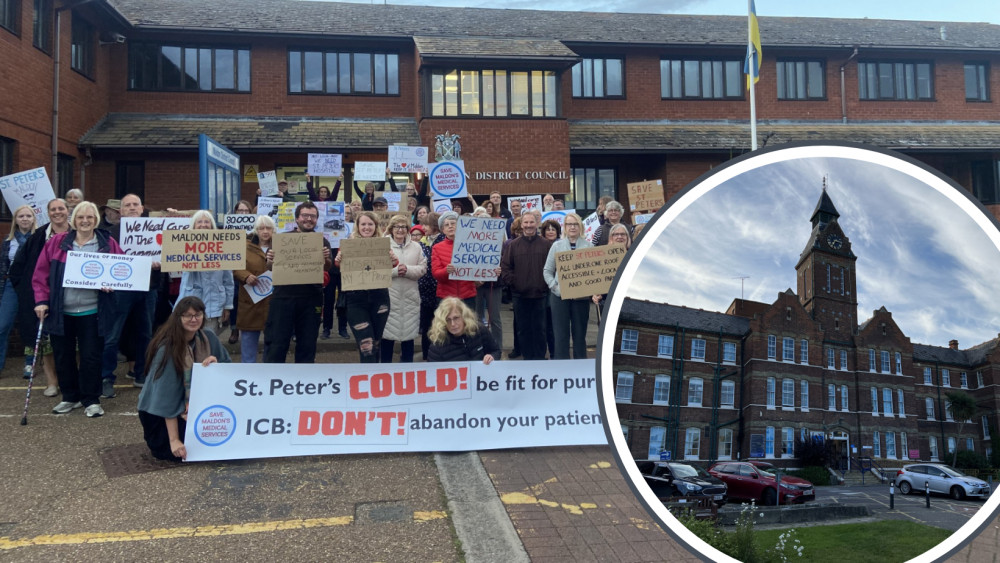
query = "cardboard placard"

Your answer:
(257, 170), (279, 196)
(388, 145), (429, 174)
(160, 230), (247, 272)
(554, 244), (628, 300)
(307, 153), (343, 176)
(354, 161), (387, 182)
(272, 232), (325, 286)
(627, 179), (665, 213)
(119, 216), (193, 256)
(339, 236), (392, 291)
(374, 191), (408, 213)
(224, 214), (257, 232)
(63, 251), (152, 291)
(0, 167), (56, 227)
(450, 216), (505, 281)
(428, 160), (467, 199)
